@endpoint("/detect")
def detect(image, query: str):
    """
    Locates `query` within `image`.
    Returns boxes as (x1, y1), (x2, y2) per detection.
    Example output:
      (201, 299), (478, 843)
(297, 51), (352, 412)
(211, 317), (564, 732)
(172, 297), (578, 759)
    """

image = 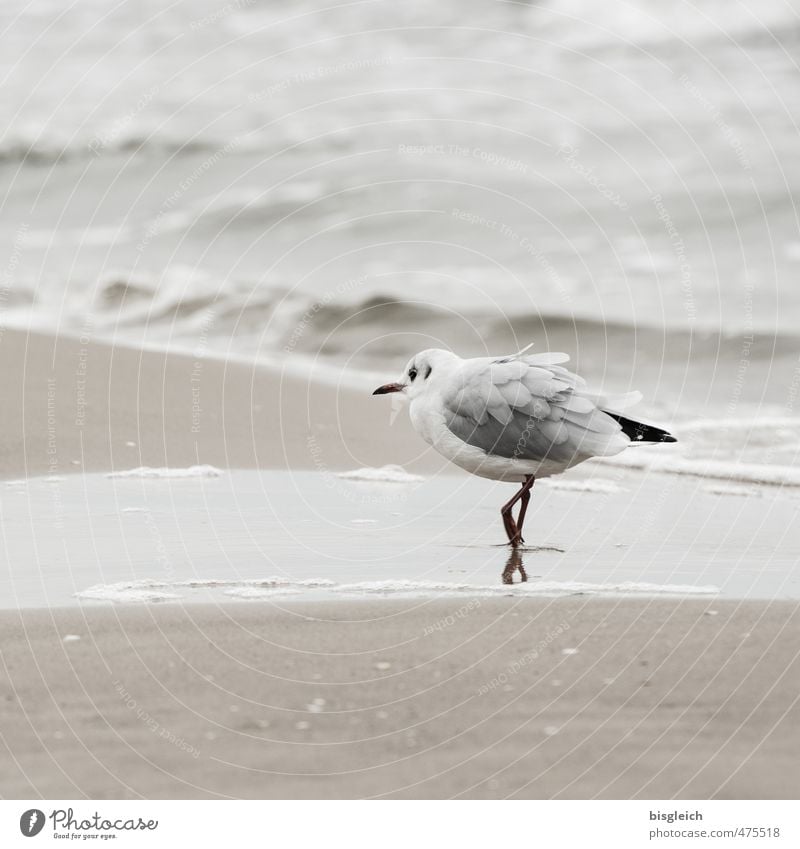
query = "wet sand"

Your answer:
(1, 598), (798, 799)
(0, 327), (437, 479)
